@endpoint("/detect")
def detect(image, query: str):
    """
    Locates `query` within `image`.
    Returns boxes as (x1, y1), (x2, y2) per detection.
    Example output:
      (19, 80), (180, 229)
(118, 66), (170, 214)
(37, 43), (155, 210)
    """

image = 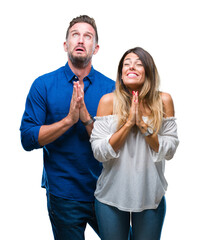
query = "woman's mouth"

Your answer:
(127, 72), (138, 78)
